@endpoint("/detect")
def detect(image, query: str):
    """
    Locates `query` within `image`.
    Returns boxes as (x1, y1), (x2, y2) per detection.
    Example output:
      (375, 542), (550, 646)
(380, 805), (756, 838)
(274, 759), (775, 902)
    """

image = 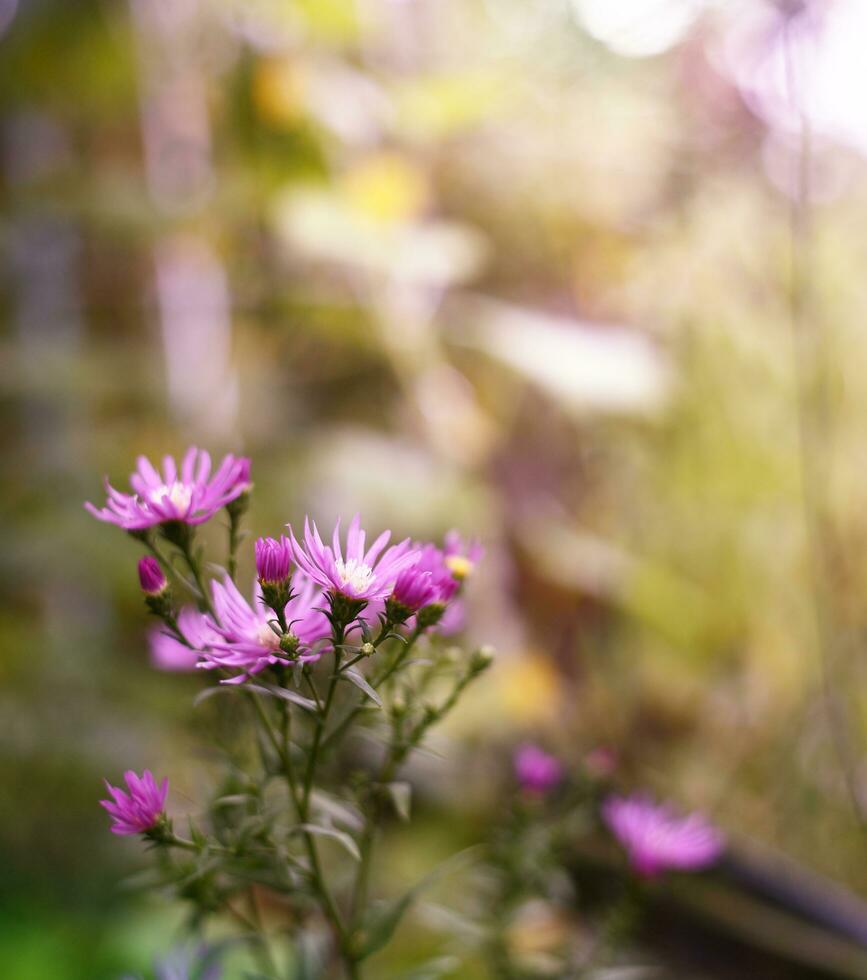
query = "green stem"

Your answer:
(227, 511), (242, 581)
(301, 641), (344, 818)
(322, 628), (424, 753)
(178, 538), (217, 618)
(371, 627), (422, 687)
